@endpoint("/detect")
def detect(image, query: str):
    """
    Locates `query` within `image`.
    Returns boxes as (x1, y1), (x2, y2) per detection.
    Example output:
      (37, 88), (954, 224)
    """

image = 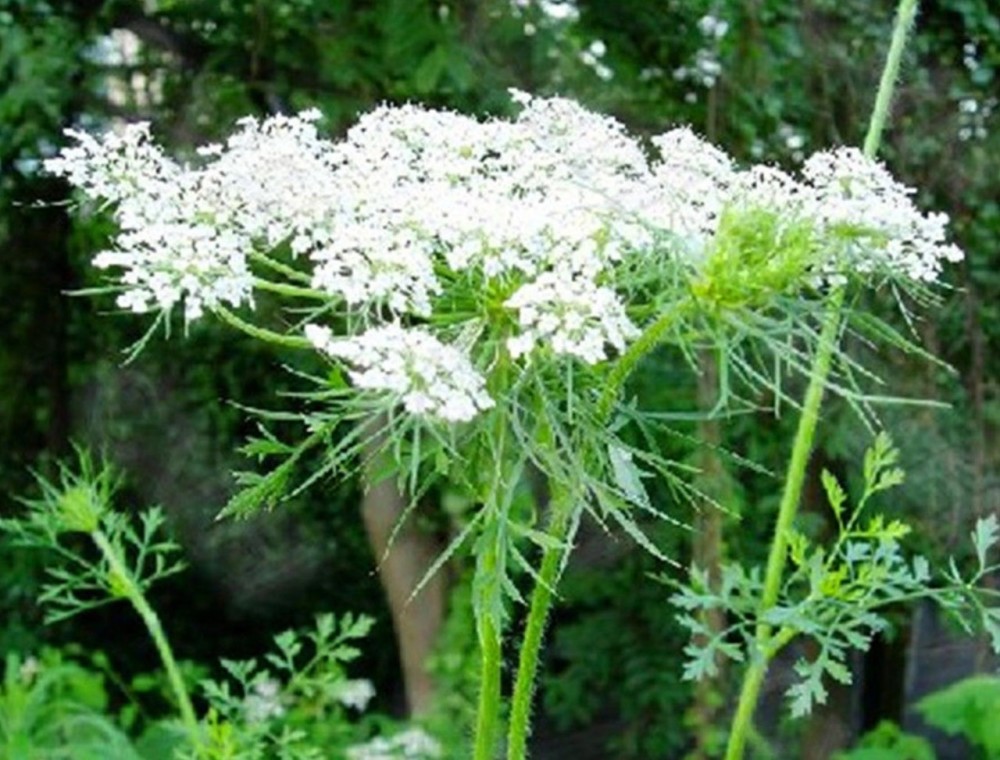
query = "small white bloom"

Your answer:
(308, 323), (494, 423)
(243, 678), (284, 723)
(346, 728), (442, 760)
(506, 270), (638, 364)
(801, 147), (964, 281)
(335, 678), (376, 710)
